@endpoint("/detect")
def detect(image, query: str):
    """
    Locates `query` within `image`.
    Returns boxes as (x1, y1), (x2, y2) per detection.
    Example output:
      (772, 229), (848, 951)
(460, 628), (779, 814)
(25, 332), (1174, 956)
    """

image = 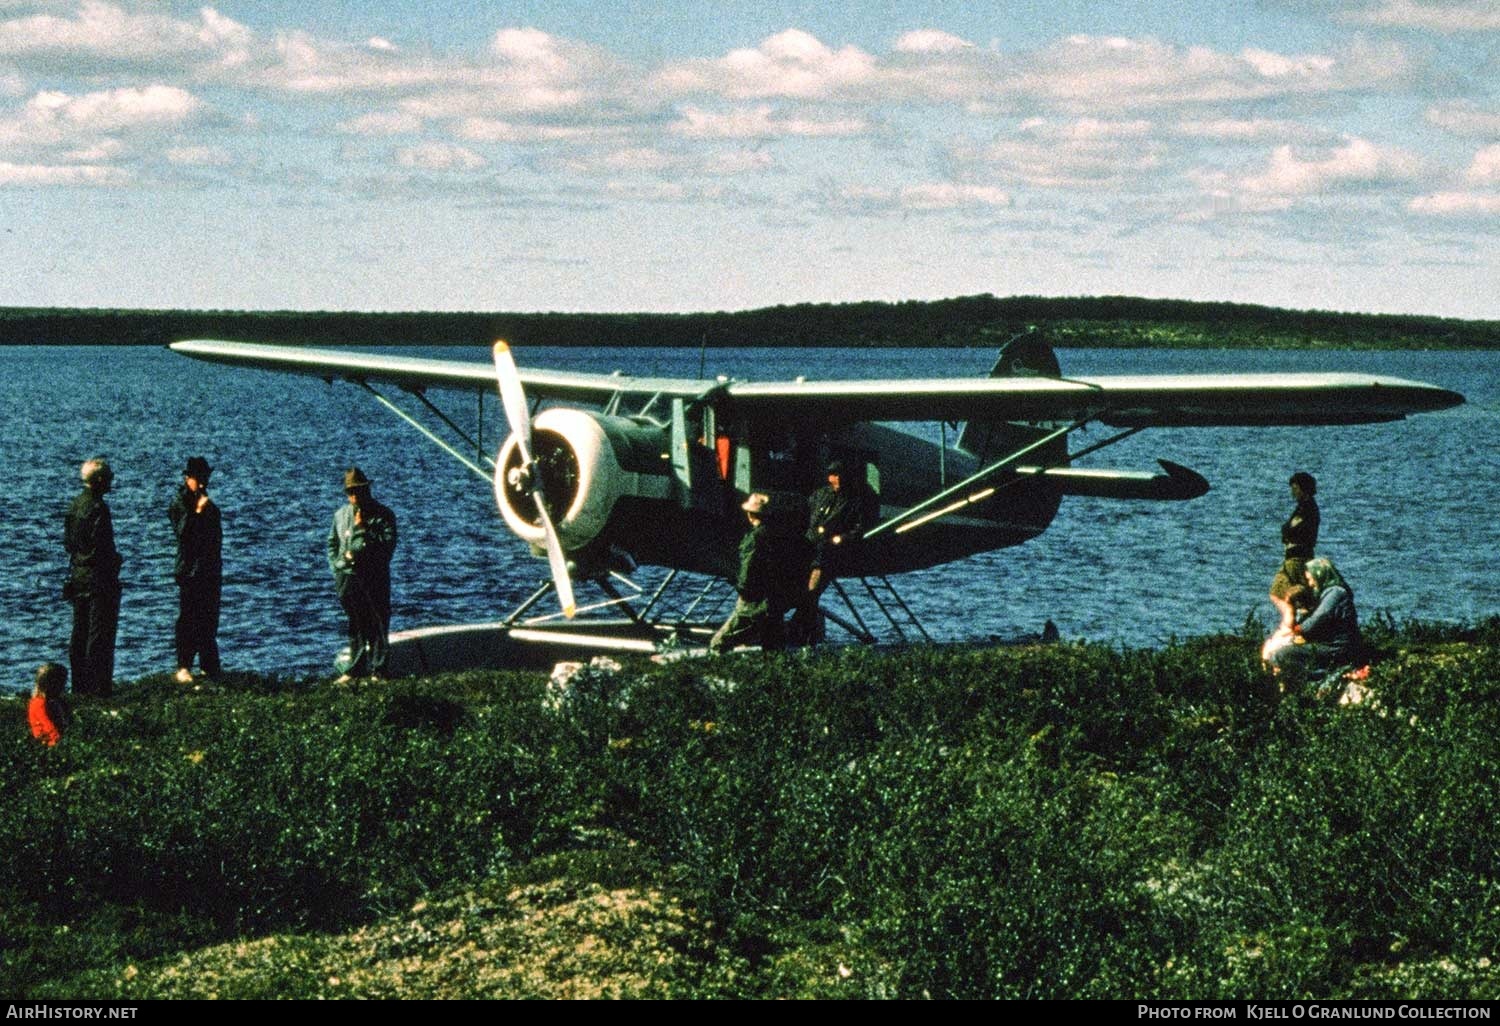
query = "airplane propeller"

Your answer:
(492, 341), (577, 618)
